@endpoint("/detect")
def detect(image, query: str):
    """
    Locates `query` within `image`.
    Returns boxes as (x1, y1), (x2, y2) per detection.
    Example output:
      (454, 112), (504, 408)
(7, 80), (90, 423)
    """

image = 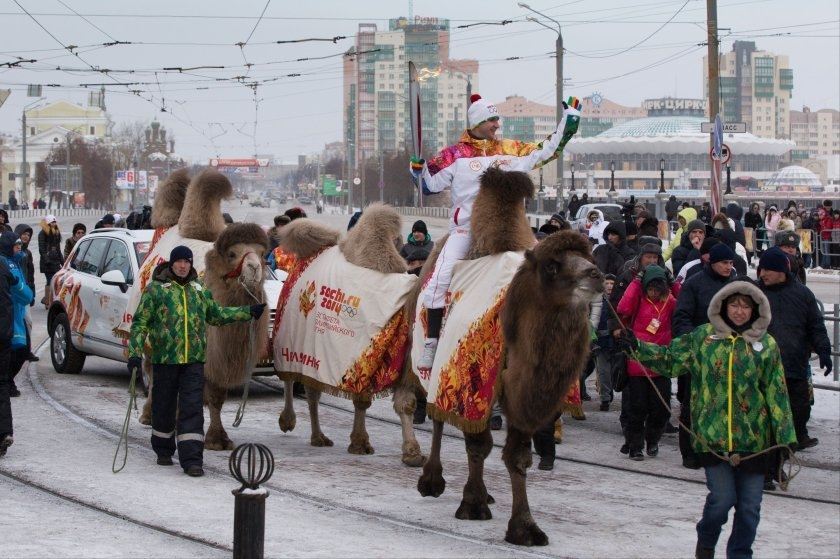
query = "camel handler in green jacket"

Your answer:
(617, 279), (795, 559)
(128, 246), (265, 477)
